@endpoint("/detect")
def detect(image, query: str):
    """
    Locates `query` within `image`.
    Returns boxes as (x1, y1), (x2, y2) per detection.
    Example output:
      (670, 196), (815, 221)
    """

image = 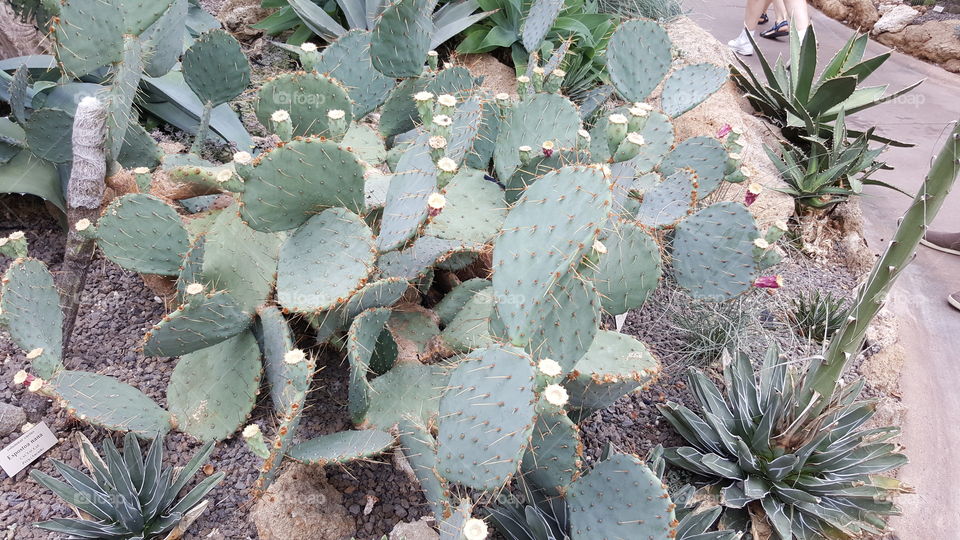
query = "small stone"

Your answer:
(0, 402), (26, 437)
